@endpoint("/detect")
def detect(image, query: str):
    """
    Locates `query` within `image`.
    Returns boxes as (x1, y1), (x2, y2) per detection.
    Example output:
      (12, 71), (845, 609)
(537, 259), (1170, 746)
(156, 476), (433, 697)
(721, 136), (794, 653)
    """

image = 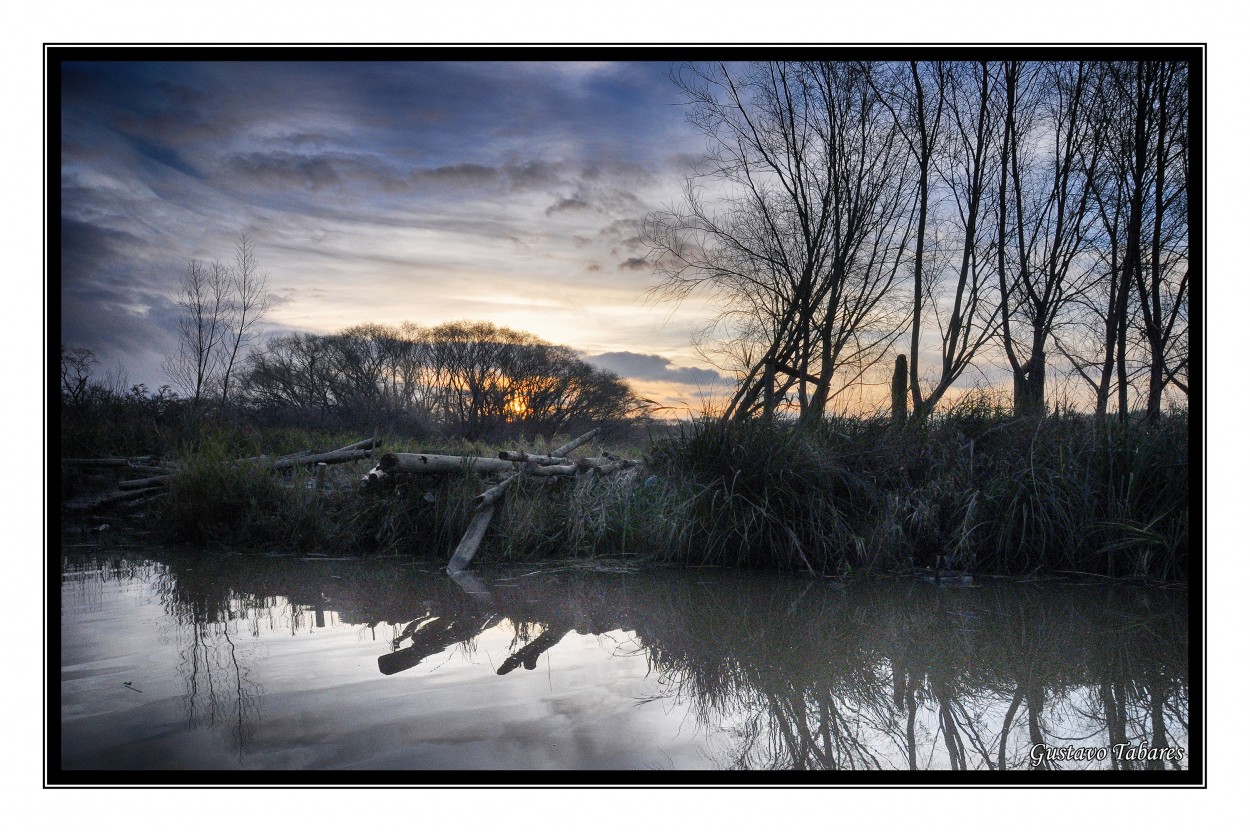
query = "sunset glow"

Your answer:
(58, 58), (732, 414)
